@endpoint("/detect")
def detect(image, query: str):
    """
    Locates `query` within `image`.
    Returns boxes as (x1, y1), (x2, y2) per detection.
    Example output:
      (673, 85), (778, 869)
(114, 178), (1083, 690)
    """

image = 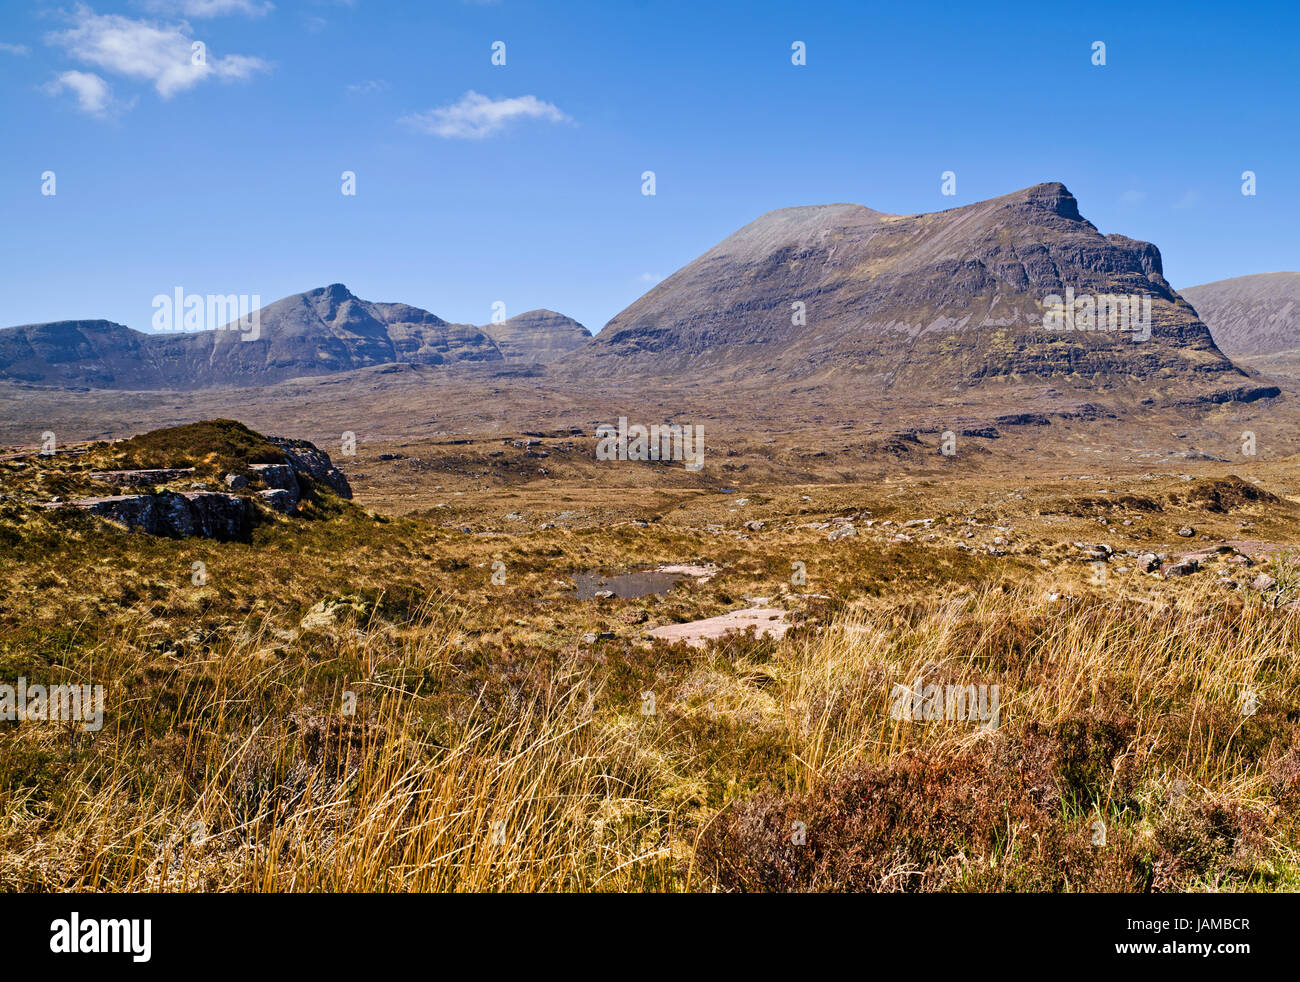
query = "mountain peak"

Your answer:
(1017, 181), (1081, 219)
(562, 181), (1241, 403)
(481, 309), (591, 364)
(319, 283), (353, 301)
